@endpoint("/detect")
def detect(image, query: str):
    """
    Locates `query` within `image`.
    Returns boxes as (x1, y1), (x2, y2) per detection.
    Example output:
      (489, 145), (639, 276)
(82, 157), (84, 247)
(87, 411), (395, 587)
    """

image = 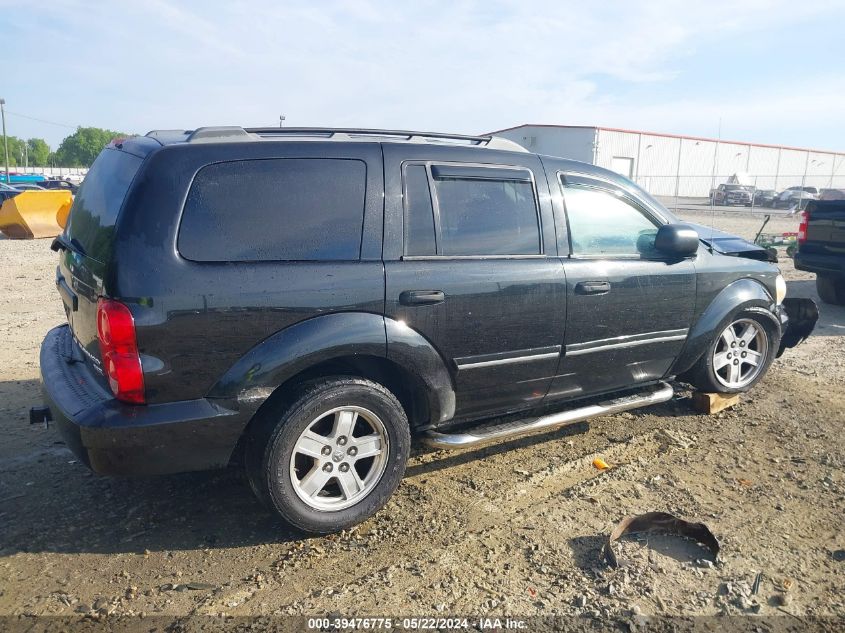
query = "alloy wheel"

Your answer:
(712, 318), (769, 389)
(289, 406), (389, 511)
